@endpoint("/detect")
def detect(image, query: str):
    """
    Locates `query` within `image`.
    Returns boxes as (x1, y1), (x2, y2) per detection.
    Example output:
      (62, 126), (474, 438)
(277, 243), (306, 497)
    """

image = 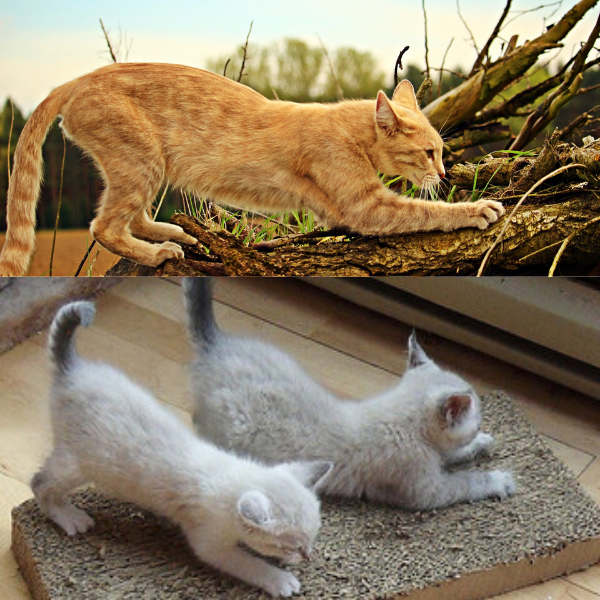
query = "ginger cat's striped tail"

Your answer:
(0, 88), (67, 276)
